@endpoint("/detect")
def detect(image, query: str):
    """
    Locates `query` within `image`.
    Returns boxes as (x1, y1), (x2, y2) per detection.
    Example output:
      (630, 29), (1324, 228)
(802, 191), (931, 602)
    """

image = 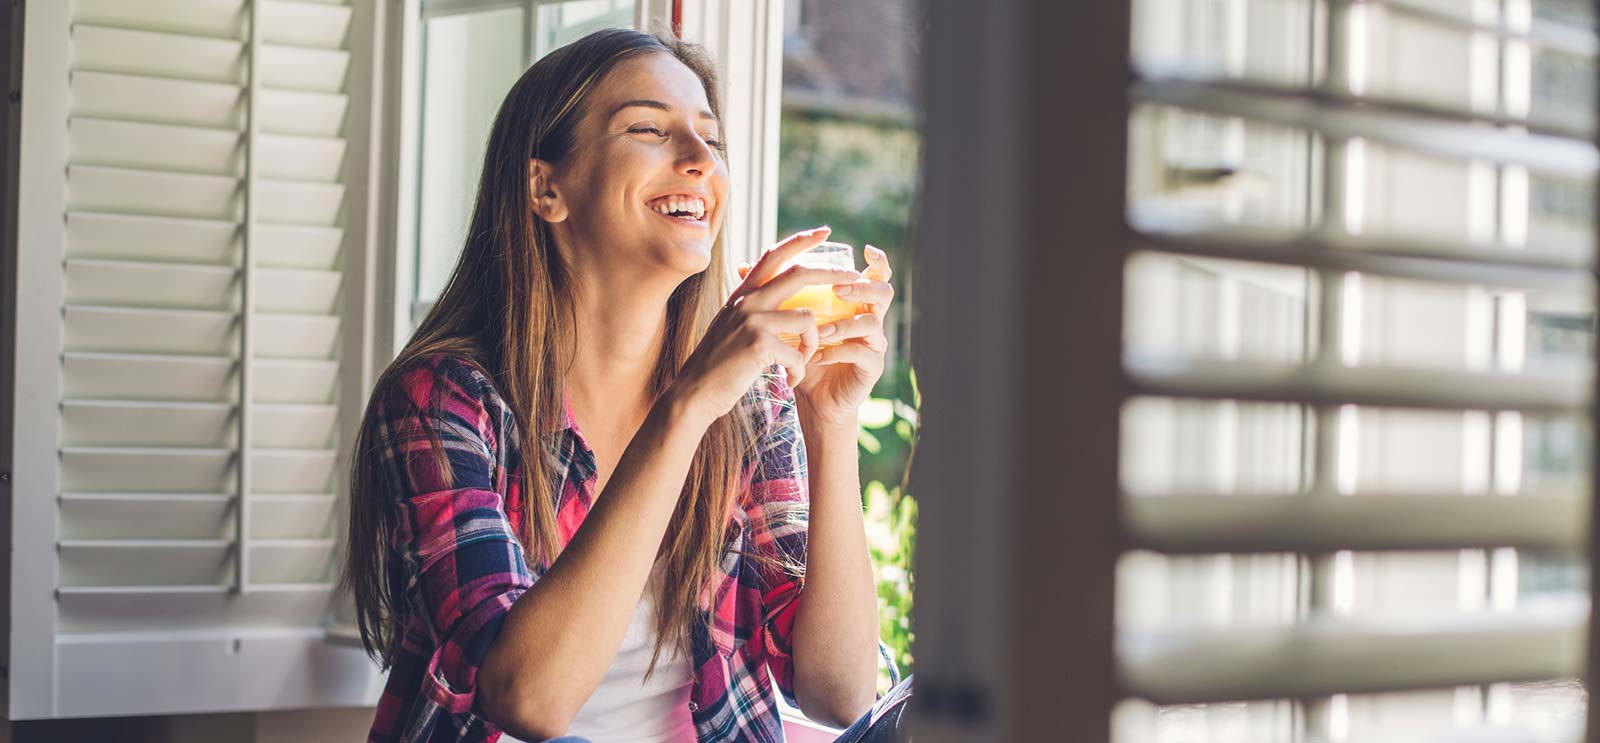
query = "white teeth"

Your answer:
(650, 195), (708, 220)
